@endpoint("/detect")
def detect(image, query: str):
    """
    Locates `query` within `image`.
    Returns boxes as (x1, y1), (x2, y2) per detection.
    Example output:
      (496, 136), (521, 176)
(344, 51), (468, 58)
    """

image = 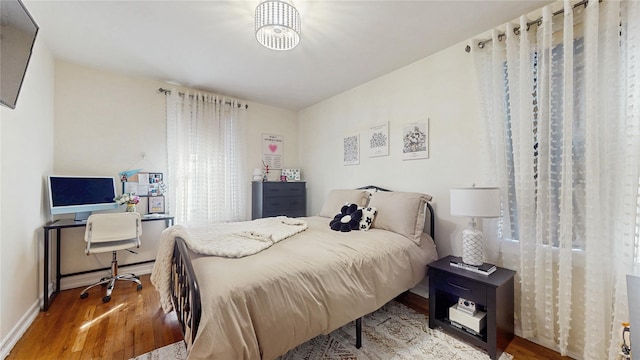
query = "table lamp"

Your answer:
(450, 187), (500, 266)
